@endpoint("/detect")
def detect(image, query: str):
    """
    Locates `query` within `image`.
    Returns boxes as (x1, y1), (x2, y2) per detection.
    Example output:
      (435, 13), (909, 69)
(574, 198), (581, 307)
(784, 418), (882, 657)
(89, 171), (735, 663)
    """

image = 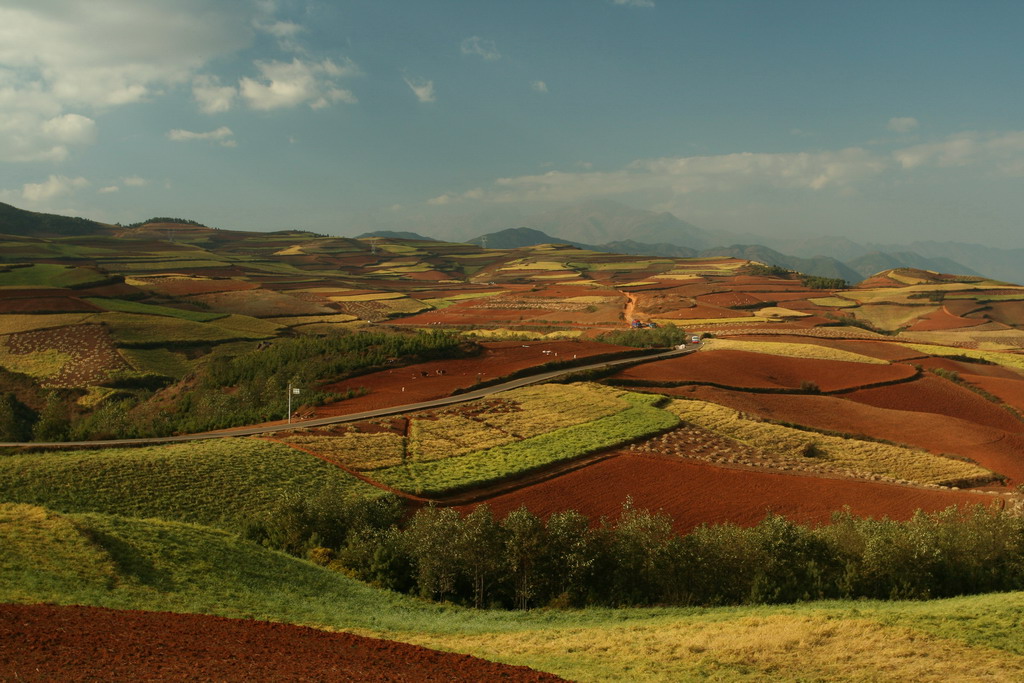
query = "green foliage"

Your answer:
(801, 275), (848, 290)
(597, 323), (688, 348)
(0, 439), (381, 532)
(747, 263), (792, 277)
(0, 392), (35, 441)
(30, 391), (69, 442)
